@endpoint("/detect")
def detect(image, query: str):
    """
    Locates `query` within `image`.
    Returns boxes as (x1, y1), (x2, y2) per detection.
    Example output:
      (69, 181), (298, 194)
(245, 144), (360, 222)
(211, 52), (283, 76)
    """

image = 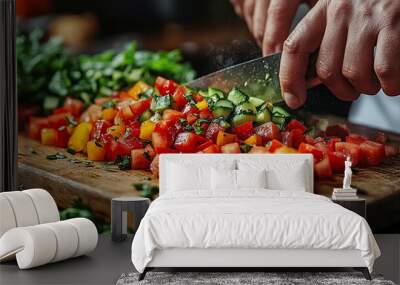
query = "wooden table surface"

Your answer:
(17, 118), (400, 231)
